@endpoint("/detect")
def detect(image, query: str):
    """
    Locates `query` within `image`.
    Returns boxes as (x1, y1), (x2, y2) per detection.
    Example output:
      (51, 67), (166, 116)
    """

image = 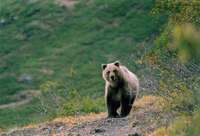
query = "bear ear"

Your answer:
(102, 64), (107, 70)
(114, 61), (120, 67)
